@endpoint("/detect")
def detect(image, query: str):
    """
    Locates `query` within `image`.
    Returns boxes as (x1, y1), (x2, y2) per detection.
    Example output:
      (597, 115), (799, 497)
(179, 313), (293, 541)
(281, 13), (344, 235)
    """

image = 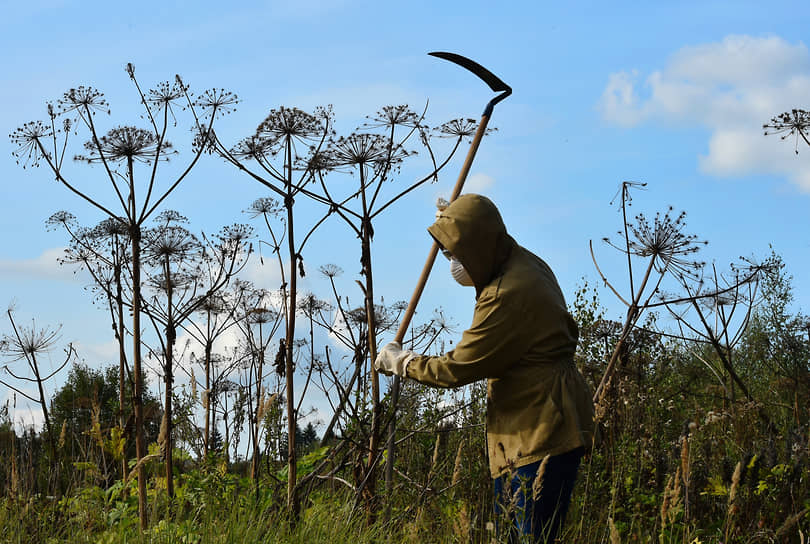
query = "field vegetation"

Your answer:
(1, 70), (808, 542)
